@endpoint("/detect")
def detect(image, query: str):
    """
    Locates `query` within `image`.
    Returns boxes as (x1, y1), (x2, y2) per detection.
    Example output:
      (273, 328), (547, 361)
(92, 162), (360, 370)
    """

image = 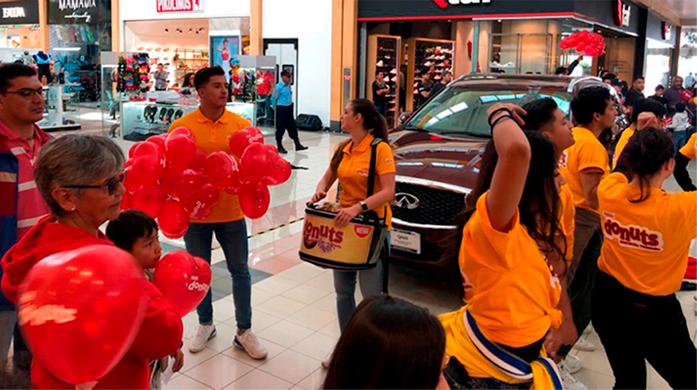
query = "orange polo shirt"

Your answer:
(337, 135), (395, 228)
(169, 108), (250, 223)
(558, 184), (575, 266)
(680, 133), (697, 159)
(460, 193), (562, 348)
(559, 127), (609, 213)
(612, 126), (634, 169)
(598, 173), (697, 296)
